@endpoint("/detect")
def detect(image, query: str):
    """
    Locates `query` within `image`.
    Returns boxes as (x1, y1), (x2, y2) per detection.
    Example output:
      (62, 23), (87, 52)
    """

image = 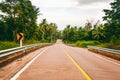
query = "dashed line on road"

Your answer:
(62, 47), (92, 80)
(10, 47), (50, 80)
